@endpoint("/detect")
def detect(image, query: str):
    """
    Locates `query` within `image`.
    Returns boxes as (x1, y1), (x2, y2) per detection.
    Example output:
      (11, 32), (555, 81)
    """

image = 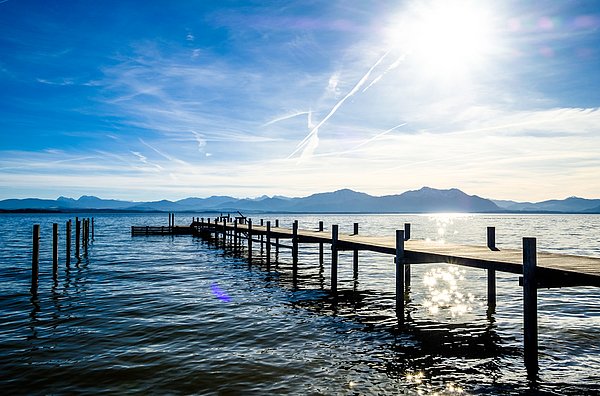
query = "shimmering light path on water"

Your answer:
(0, 213), (599, 394)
